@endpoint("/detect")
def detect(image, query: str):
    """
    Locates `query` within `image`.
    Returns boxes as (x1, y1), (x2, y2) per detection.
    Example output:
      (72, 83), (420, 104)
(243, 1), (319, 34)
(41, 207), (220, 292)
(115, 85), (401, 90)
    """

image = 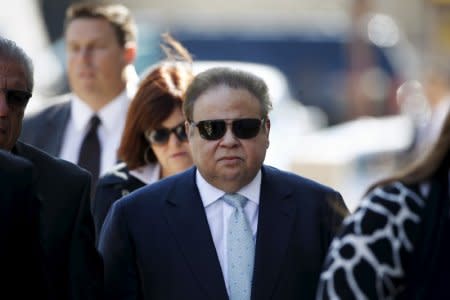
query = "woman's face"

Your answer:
(149, 107), (193, 178)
